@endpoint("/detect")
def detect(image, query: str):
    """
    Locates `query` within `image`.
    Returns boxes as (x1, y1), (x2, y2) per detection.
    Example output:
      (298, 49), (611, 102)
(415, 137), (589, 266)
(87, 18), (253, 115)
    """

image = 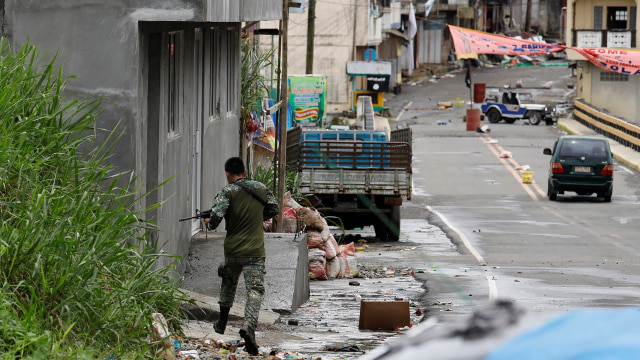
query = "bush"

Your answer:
(0, 39), (187, 358)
